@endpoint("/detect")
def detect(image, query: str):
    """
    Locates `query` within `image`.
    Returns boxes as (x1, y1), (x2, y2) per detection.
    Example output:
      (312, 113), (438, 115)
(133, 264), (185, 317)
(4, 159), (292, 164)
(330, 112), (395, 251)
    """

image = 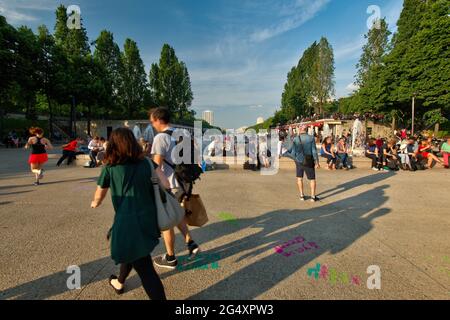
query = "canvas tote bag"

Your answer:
(148, 159), (185, 231)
